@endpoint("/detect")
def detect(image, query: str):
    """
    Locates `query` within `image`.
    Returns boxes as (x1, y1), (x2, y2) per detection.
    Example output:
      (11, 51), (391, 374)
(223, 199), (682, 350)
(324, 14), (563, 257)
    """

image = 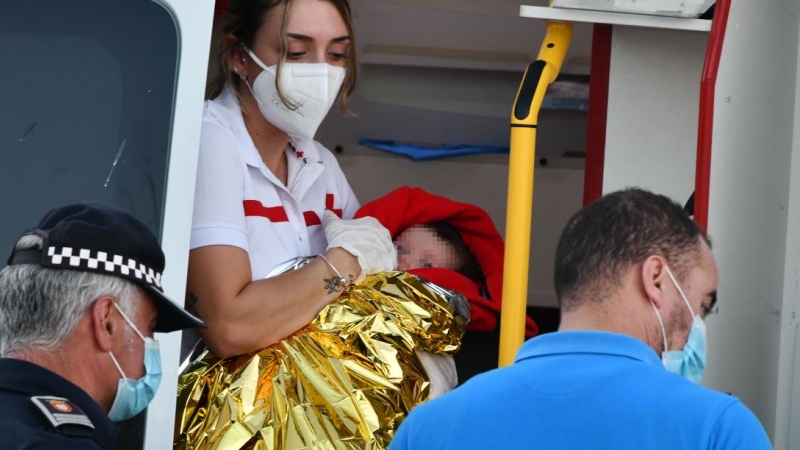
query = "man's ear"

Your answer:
(641, 256), (667, 308)
(91, 296), (118, 352)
